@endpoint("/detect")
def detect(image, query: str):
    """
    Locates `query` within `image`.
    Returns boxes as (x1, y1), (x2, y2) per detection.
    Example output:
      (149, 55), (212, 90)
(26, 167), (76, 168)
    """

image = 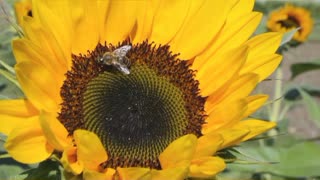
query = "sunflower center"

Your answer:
(58, 41), (206, 169)
(277, 15), (300, 29)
